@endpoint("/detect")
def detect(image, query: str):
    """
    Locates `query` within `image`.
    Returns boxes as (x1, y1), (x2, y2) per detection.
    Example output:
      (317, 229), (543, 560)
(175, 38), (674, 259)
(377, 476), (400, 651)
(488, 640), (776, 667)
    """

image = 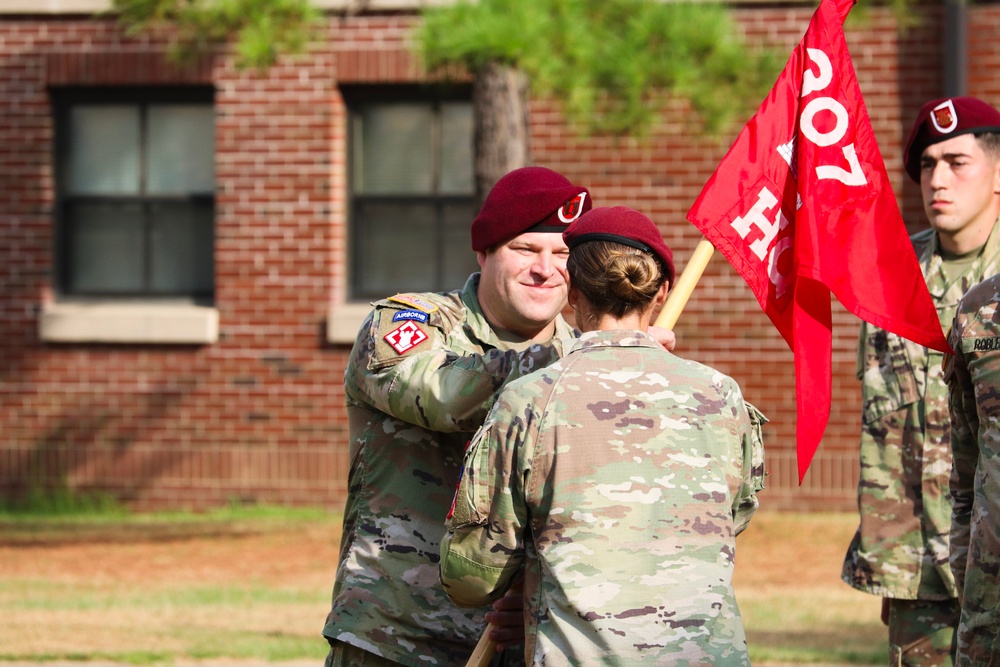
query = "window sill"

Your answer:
(39, 303), (219, 345)
(326, 303), (373, 345)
